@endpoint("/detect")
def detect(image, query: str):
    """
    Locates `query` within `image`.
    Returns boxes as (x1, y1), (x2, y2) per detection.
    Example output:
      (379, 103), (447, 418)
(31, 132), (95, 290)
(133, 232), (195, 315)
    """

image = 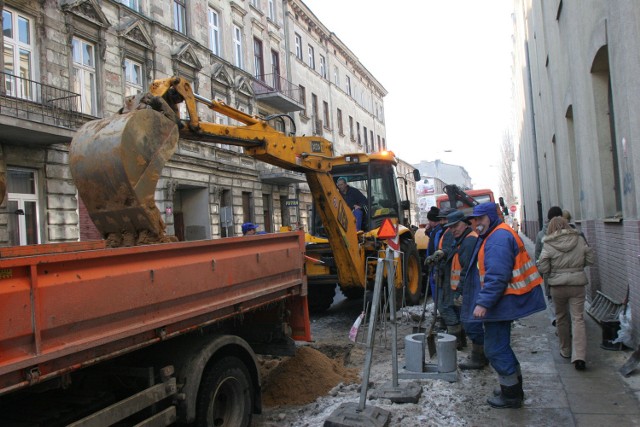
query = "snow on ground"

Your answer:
(253, 296), (509, 426)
